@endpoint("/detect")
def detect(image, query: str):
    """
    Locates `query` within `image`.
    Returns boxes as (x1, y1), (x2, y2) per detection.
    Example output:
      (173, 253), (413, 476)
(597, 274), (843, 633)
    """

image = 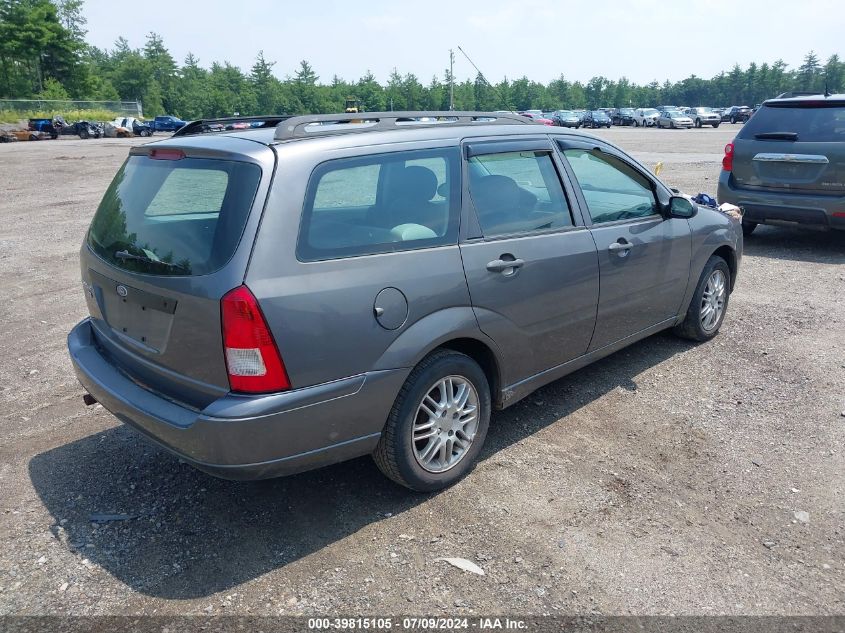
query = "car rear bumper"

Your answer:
(717, 172), (845, 230)
(68, 318), (408, 479)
